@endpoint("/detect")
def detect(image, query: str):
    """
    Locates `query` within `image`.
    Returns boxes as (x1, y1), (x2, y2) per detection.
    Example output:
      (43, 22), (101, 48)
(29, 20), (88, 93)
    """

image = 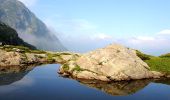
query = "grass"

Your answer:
(136, 50), (170, 73)
(72, 65), (84, 72)
(62, 64), (69, 71)
(46, 53), (64, 62)
(47, 53), (55, 62)
(145, 57), (170, 73)
(160, 53), (170, 58)
(1, 45), (46, 54)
